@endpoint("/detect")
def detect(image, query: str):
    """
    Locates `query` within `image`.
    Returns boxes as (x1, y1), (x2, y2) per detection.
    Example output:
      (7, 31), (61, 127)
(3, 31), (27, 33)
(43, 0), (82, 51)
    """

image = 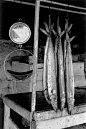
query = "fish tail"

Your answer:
(44, 89), (51, 104)
(61, 97), (65, 111)
(49, 94), (58, 112)
(68, 98), (75, 114)
(51, 99), (58, 112)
